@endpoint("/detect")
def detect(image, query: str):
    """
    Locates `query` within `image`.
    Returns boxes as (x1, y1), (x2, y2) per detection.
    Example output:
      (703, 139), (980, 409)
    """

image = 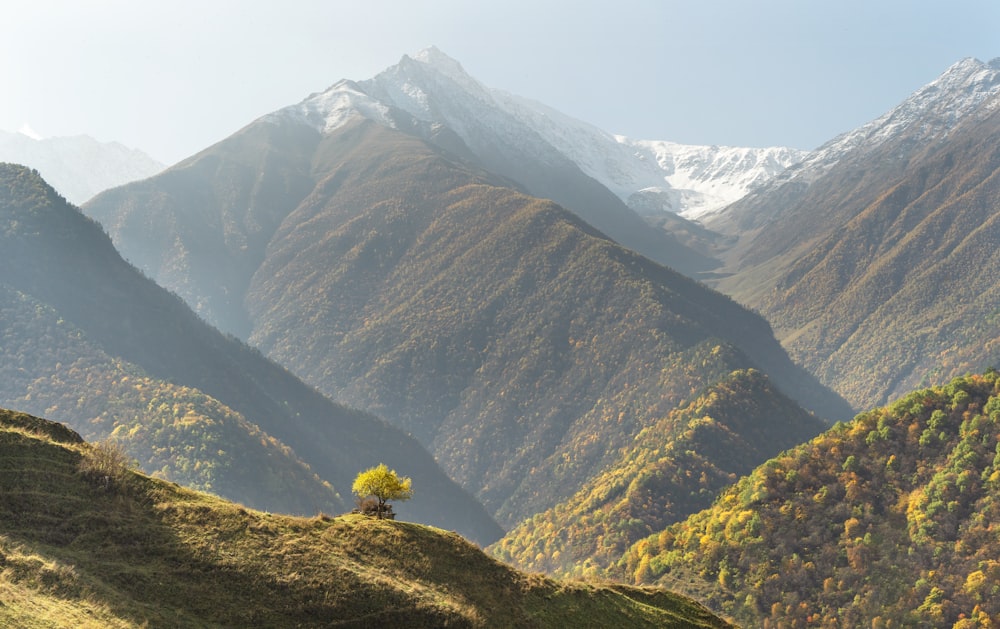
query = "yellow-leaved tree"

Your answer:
(352, 463), (413, 519)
